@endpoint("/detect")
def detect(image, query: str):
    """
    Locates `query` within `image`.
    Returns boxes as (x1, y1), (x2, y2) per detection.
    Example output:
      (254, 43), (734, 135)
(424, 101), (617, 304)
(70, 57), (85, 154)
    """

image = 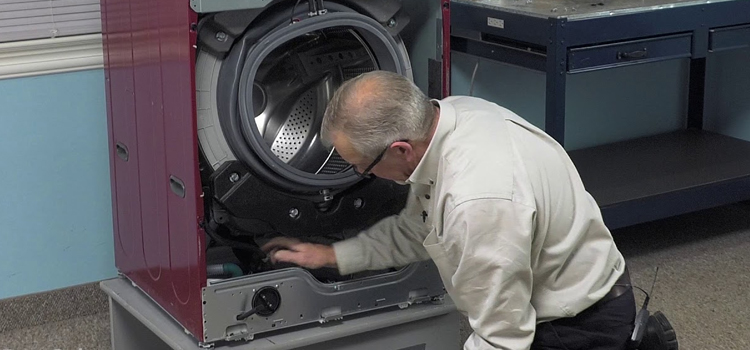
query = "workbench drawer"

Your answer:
(710, 24), (750, 52)
(568, 34), (692, 73)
